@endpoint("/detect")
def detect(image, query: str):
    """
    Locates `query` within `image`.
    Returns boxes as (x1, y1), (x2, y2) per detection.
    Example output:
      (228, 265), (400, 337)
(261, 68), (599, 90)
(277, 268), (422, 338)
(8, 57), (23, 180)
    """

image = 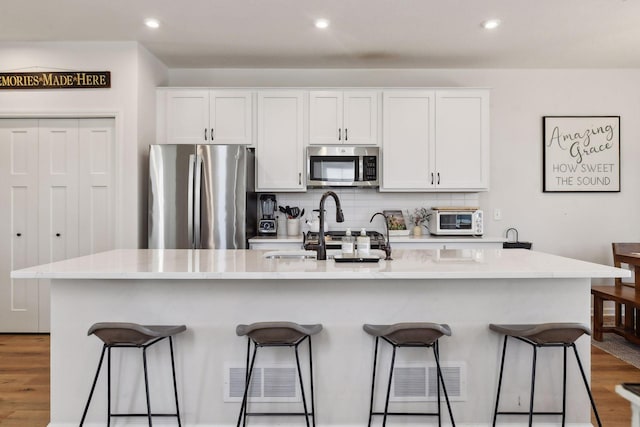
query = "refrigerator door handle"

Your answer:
(188, 154), (196, 249)
(193, 154), (203, 249)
